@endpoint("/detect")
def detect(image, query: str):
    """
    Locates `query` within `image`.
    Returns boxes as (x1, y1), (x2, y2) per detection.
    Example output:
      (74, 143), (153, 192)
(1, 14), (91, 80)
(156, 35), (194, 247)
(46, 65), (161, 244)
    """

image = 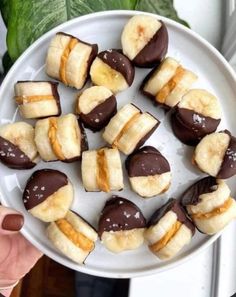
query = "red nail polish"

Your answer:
(2, 214), (24, 231)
